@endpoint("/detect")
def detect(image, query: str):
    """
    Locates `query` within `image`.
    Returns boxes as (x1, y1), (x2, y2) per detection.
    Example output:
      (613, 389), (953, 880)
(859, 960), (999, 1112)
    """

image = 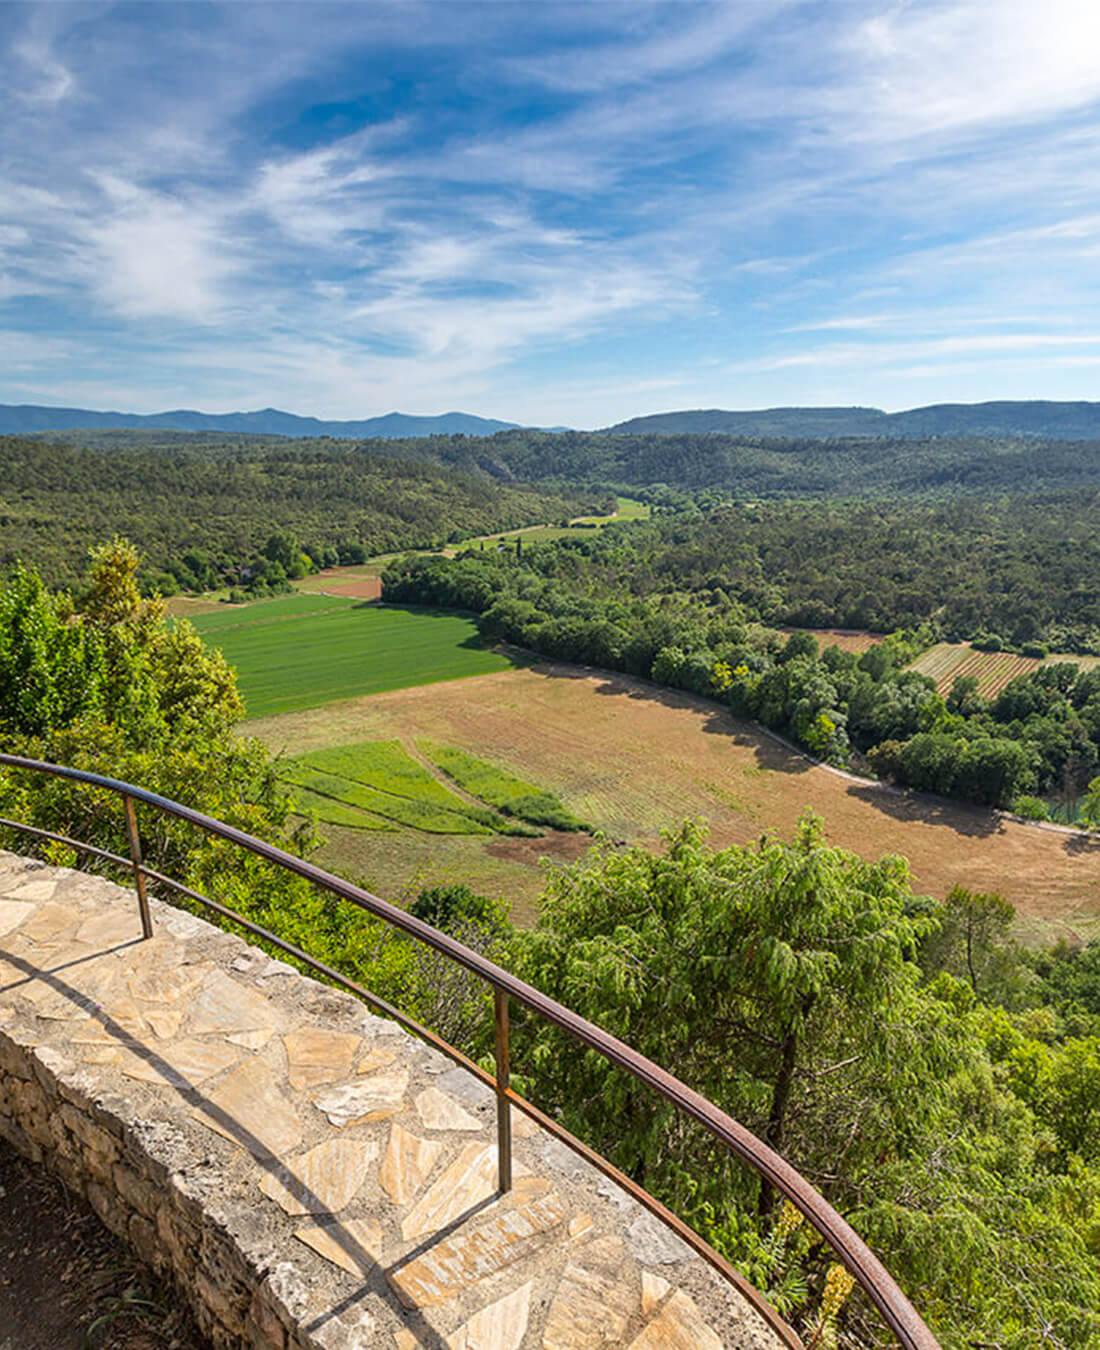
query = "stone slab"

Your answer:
(380, 1123), (445, 1207)
(628, 1290), (725, 1350)
(392, 1187), (566, 1308)
(313, 1069), (409, 1127)
(283, 1027), (362, 1091)
(260, 1137), (378, 1215)
(449, 1282), (532, 1350)
(416, 1085), (481, 1133)
(295, 1217), (384, 1276)
(194, 1058), (303, 1158)
(542, 1236), (636, 1349)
